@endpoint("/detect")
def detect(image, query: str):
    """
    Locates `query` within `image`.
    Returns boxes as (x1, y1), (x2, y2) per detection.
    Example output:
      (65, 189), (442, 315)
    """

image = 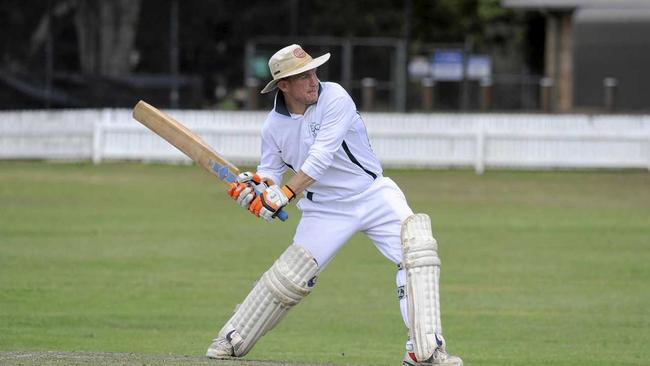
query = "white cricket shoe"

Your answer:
(402, 336), (463, 366)
(205, 336), (234, 359)
(402, 350), (463, 366)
